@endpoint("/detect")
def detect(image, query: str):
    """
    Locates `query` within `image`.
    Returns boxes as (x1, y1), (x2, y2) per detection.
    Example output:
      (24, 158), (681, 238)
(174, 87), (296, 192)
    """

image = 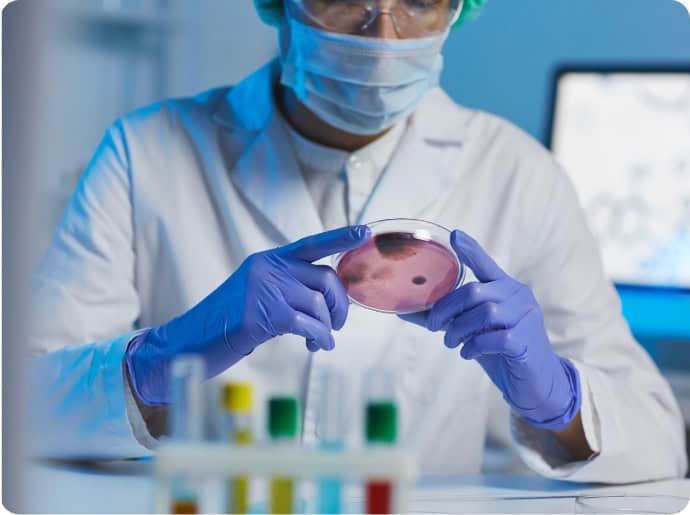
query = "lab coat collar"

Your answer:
(212, 60), (280, 133)
(213, 60), (323, 244)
